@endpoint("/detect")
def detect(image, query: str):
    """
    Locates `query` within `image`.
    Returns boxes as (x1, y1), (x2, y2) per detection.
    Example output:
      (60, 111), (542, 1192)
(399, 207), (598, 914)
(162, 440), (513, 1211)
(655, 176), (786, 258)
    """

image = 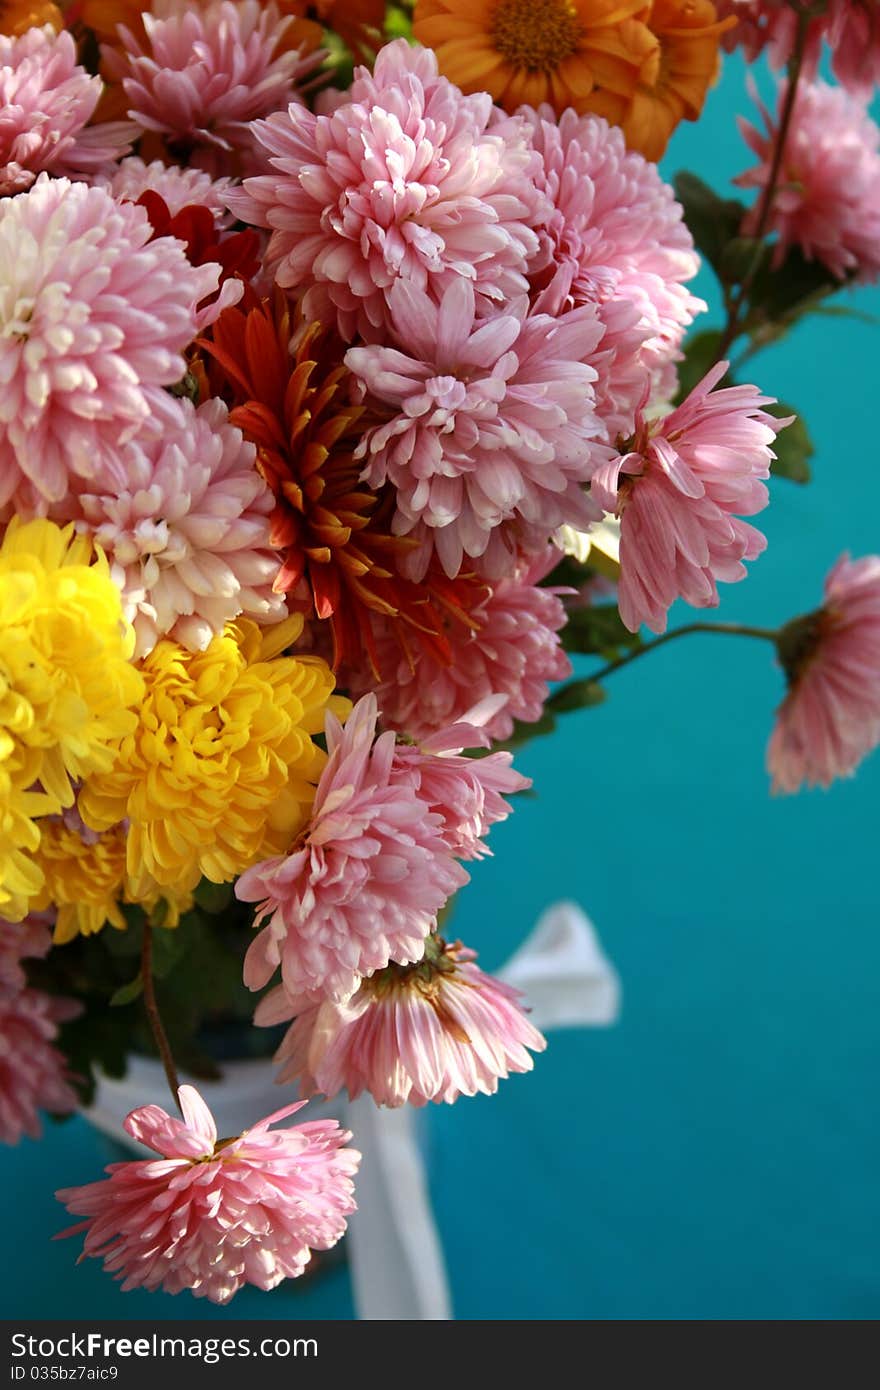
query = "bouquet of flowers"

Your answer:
(2, 0), (879, 1307)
